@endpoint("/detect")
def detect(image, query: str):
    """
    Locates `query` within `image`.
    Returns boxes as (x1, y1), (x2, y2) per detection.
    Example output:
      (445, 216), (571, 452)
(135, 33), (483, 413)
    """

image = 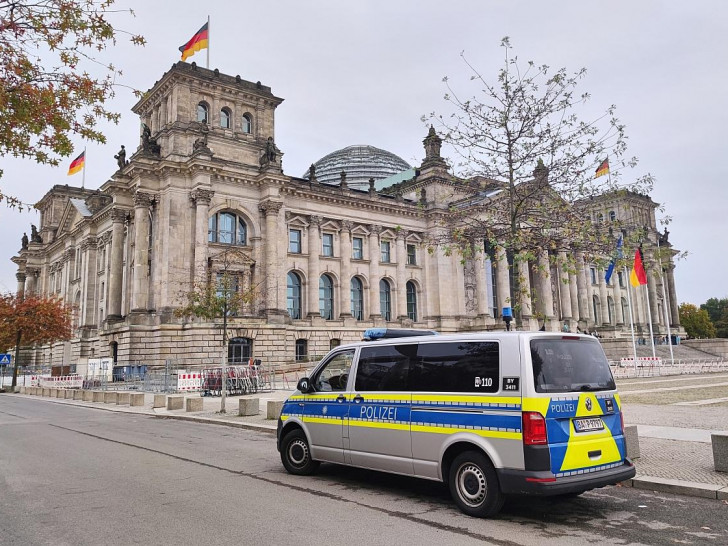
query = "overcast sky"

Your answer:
(1, 0), (726, 306)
